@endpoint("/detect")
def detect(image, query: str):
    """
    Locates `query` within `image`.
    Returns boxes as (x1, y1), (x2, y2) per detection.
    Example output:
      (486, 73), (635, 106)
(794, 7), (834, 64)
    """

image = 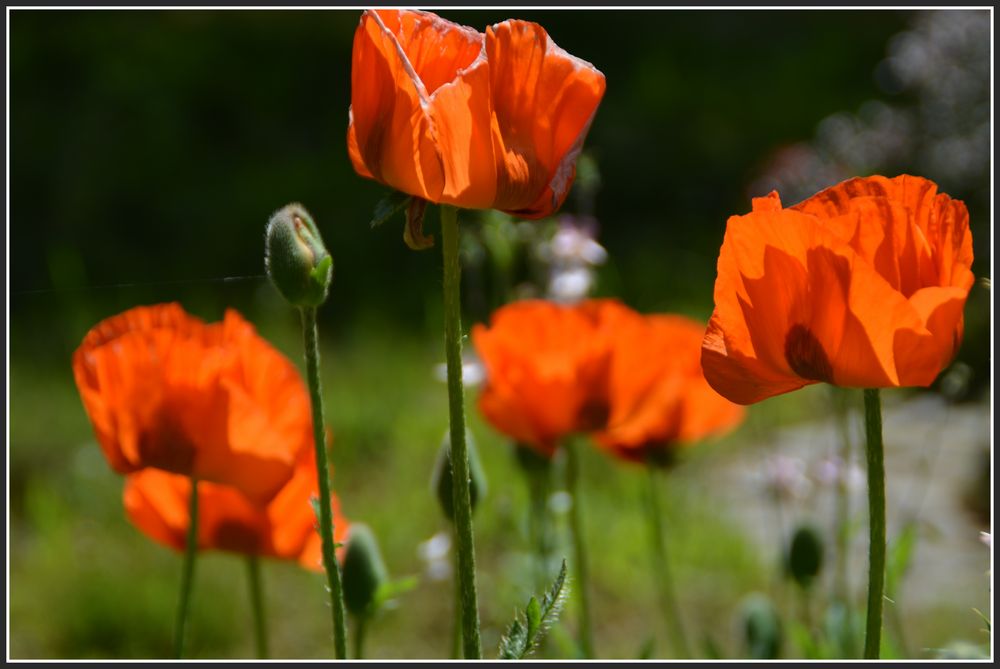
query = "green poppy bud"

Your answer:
(431, 428), (487, 522)
(786, 524), (824, 589)
(265, 203), (333, 308)
(341, 523), (389, 617)
(740, 592), (782, 659)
